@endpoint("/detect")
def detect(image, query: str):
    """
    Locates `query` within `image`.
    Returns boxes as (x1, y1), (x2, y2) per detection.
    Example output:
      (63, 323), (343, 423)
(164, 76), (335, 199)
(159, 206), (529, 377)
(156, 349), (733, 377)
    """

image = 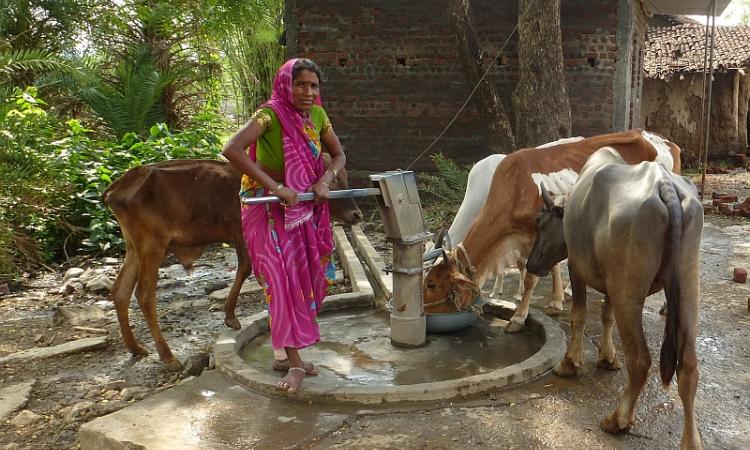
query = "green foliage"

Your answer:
(201, 0), (284, 122)
(69, 45), (171, 137)
(77, 0), (223, 132)
(419, 153), (470, 232)
(0, 87), (70, 274)
(0, 88), (226, 280)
